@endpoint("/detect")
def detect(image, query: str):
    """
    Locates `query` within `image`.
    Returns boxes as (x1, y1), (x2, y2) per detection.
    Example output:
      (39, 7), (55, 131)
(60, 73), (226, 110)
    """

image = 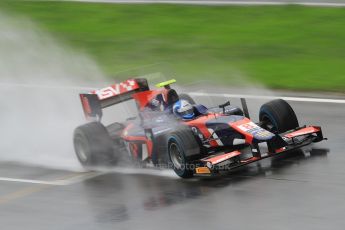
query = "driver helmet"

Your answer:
(173, 99), (195, 120)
